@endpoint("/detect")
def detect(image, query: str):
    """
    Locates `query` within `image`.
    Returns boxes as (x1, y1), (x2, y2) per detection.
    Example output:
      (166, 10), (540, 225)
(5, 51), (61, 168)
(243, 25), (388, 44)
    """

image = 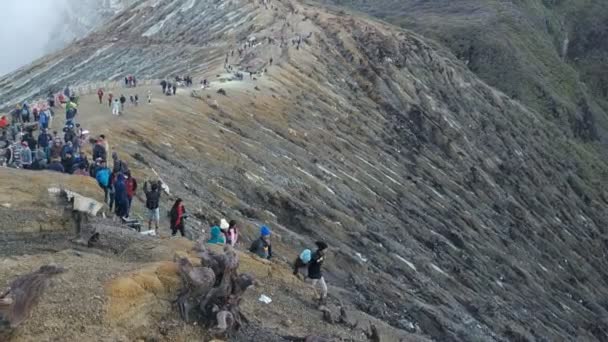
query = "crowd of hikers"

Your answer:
(0, 71), (330, 304)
